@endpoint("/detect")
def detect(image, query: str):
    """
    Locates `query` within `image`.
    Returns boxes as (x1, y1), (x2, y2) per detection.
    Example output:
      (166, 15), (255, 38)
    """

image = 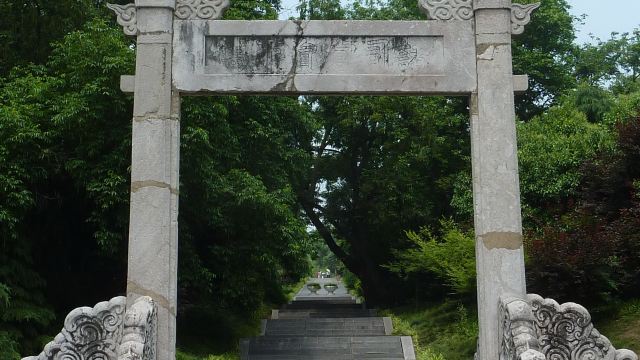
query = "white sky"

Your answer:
(568, 0), (640, 43)
(278, 0), (640, 44)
